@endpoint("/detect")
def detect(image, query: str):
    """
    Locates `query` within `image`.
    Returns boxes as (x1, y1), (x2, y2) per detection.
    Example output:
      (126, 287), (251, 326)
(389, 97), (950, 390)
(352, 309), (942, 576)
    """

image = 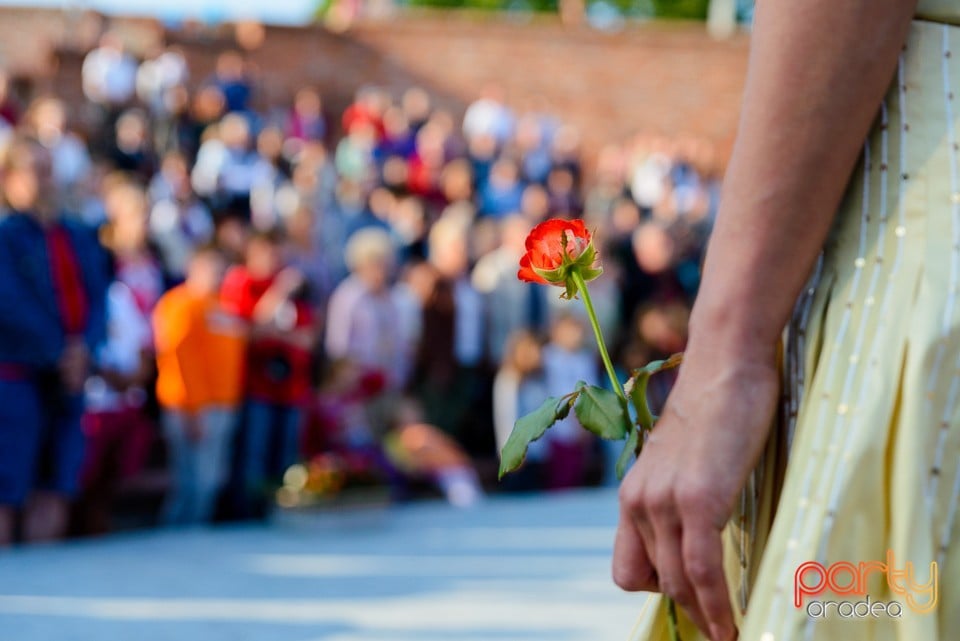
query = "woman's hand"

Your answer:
(613, 343), (780, 641)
